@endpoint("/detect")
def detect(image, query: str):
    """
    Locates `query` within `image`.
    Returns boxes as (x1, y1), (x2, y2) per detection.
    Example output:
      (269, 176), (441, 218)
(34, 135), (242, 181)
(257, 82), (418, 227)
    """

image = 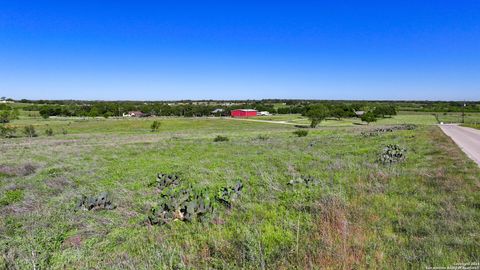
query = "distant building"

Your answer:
(354, 111), (365, 117)
(257, 111), (271, 116)
(231, 109), (257, 117)
(212, 108), (224, 114)
(123, 111), (145, 117)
